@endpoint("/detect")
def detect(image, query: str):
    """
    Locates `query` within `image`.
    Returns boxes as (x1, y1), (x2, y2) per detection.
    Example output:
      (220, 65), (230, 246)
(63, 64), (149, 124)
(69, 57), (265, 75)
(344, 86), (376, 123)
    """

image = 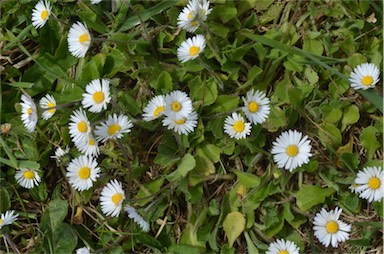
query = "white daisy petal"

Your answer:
(31, 0), (51, 29)
(164, 90), (193, 119)
(67, 21), (91, 58)
(349, 63), (380, 90)
(124, 205), (150, 232)
(82, 79), (111, 113)
(20, 94), (38, 133)
(66, 155), (100, 191)
(223, 112), (252, 140)
(177, 0), (211, 32)
(51, 146), (70, 163)
(100, 180), (125, 217)
(94, 114), (133, 143)
(39, 94), (56, 120)
(0, 210), (19, 229)
(354, 166), (384, 203)
(76, 247), (90, 254)
(75, 133), (100, 157)
(177, 34), (206, 63)
(162, 110), (198, 135)
(90, 0), (102, 4)
(266, 239), (300, 254)
(15, 168), (41, 189)
(142, 95), (166, 121)
(69, 108), (91, 144)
